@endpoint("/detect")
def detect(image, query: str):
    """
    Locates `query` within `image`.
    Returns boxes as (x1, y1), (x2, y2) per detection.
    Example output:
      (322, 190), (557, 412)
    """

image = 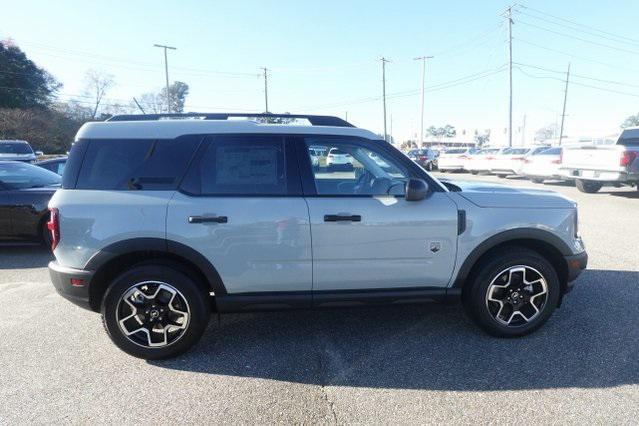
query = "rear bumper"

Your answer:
(49, 261), (94, 310)
(561, 168), (639, 182)
(563, 251), (588, 293)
